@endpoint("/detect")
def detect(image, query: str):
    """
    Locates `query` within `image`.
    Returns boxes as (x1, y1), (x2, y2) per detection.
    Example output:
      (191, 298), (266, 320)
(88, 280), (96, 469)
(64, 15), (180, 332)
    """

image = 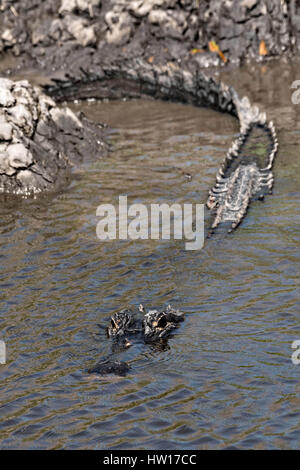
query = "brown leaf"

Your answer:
(148, 56), (154, 64)
(190, 48), (204, 55)
(218, 50), (227, 63)
(208, 40), (227, 63)
(259, 40), (268, 56)
(208, 41), (219, 53)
